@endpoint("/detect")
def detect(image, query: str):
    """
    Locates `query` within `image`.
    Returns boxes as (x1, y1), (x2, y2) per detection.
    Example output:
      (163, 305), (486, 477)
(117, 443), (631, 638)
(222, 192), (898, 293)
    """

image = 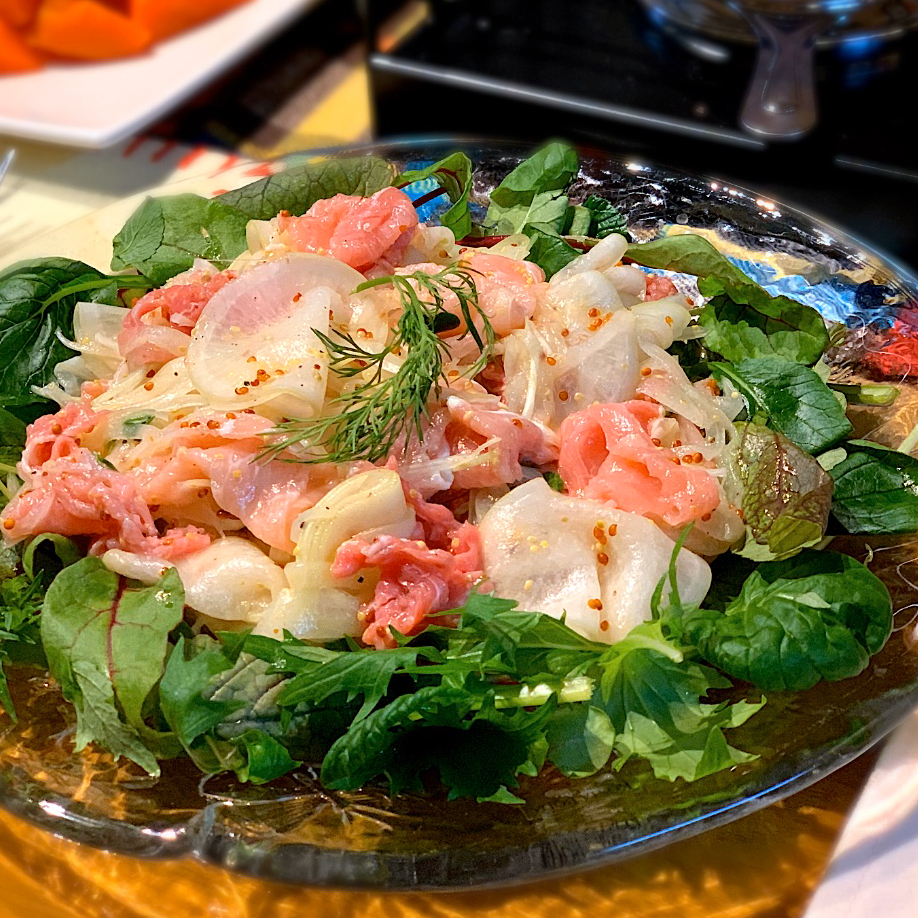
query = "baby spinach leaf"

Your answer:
(713, 358), (852, 454)
(625, 235), (828, 364)
(486, 141), (579, 212)
(485, 142), (578, 236)
(0, 258), (142, 408)
(396, 151), (473, 239)
(111, 194), (251, 286)
(680, 550), (892, 691)
(235, 730), (301, 784)
(40, 558), (184, 774)
(544, 703), (615, 778)
(217, 156), (398, 221)
(698, 279), (828, 365)
(726, 423), (834, 561)
(830, 440), (918, 534)
(583, 195), (629, 240)
(488, 191), (571, 236)
(0, 407), (26, 476)
(524, 224), (581, 279)
(625, 234), (751, 286)
(0, 407), (26, 448)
